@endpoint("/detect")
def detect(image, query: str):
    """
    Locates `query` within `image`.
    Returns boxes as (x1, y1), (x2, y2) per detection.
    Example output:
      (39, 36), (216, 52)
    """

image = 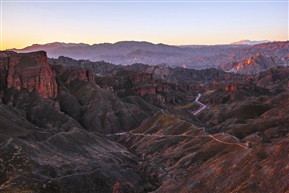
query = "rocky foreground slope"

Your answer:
(0, 51), (157, 192)
(113, 66), (289, 193)
(115, 109), (289, 193)
(1, 51), (289, 192)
